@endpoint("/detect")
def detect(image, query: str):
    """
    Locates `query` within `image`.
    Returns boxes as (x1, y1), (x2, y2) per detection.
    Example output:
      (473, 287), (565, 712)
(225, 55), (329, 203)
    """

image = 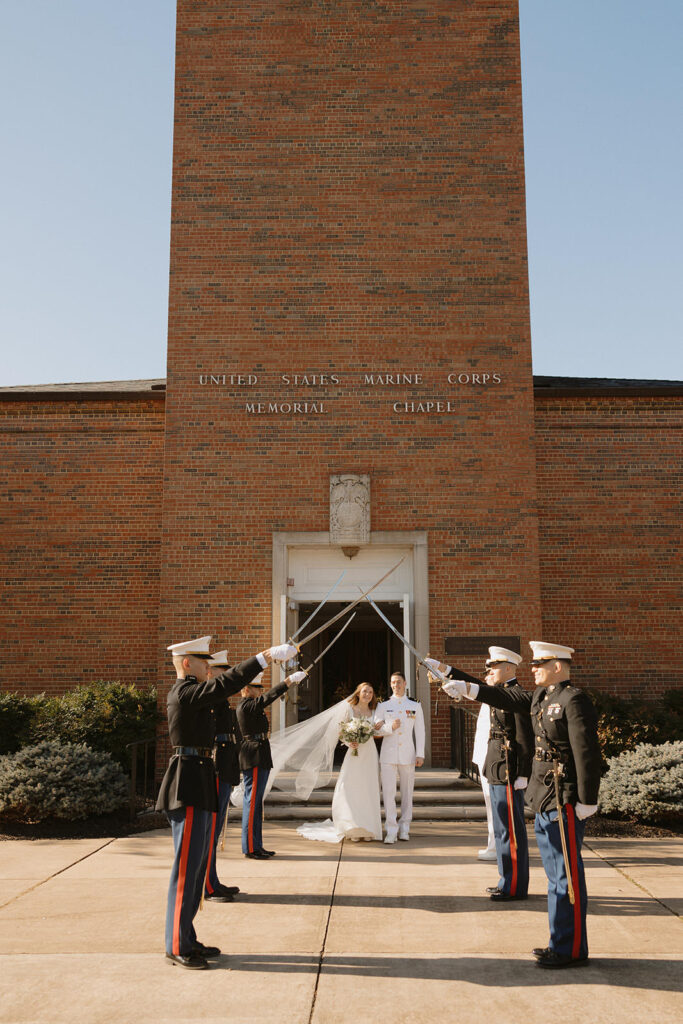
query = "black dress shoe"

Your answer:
(204, 890), (234, 902)
(193, 941), (221, 958)
(218, 885), (240, 896)
(489, 891), (528, 902)
(485, 886), (502, 895)
(535, 950), (589, 969)
(244, 850), (270, 859)
(257, 848), (276, 857)
(532, 946), (551, 959)
(165, 952), (208, 970)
